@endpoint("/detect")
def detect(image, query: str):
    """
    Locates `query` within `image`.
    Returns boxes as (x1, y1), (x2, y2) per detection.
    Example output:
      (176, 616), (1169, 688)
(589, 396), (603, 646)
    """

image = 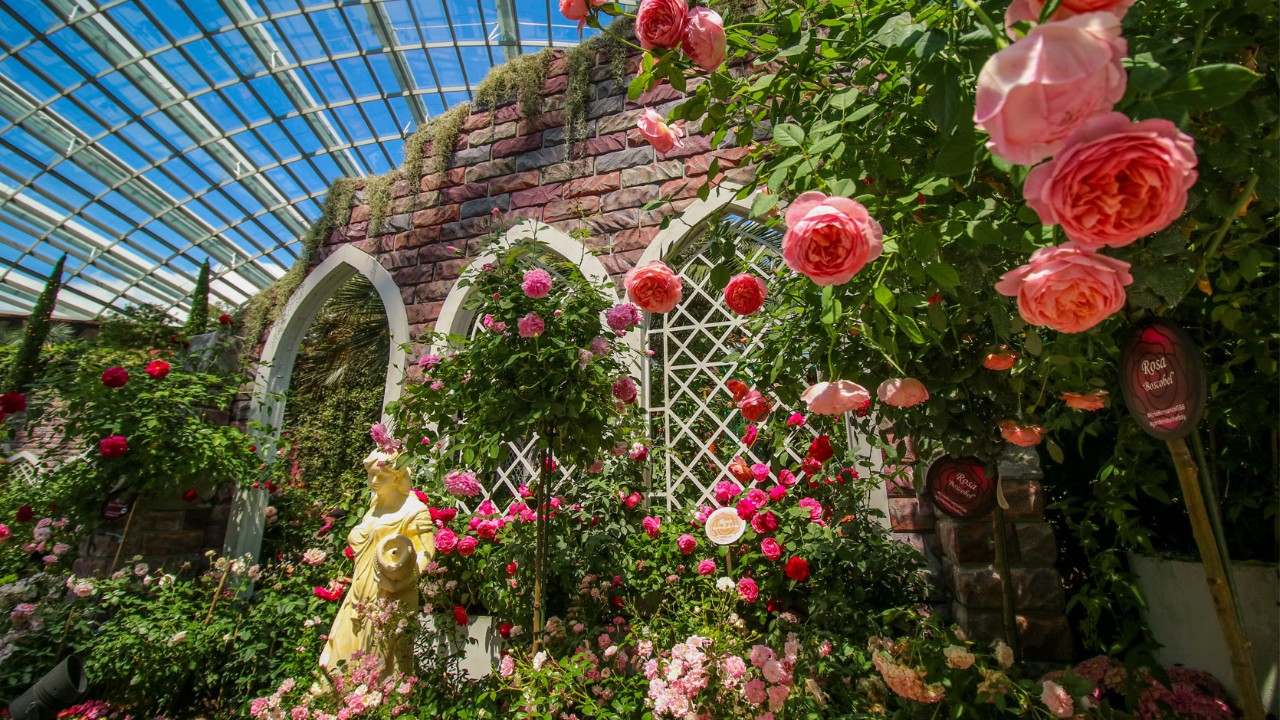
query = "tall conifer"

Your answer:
(7, 254), (65, 393)
(183, 260), (210, 336)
